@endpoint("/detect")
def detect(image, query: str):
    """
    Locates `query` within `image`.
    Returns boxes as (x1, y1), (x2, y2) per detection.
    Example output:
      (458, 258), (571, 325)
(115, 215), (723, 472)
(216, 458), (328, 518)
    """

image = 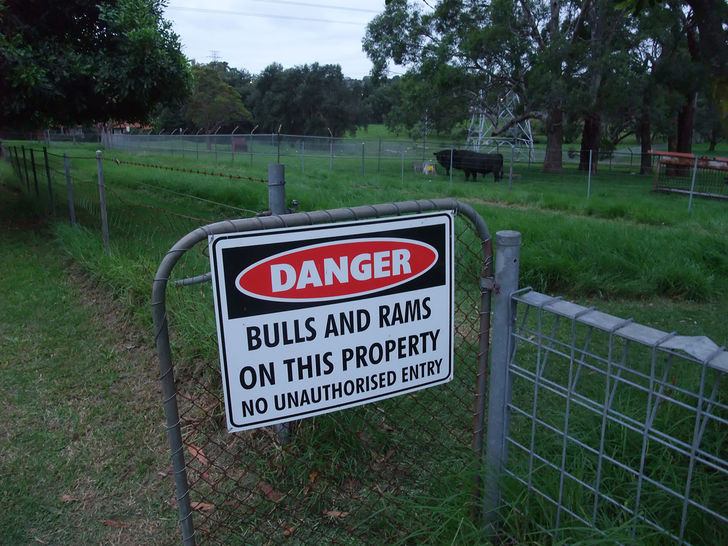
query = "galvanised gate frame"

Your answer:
(152, 199), (495, 544)
(485, 230), (728, 544)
